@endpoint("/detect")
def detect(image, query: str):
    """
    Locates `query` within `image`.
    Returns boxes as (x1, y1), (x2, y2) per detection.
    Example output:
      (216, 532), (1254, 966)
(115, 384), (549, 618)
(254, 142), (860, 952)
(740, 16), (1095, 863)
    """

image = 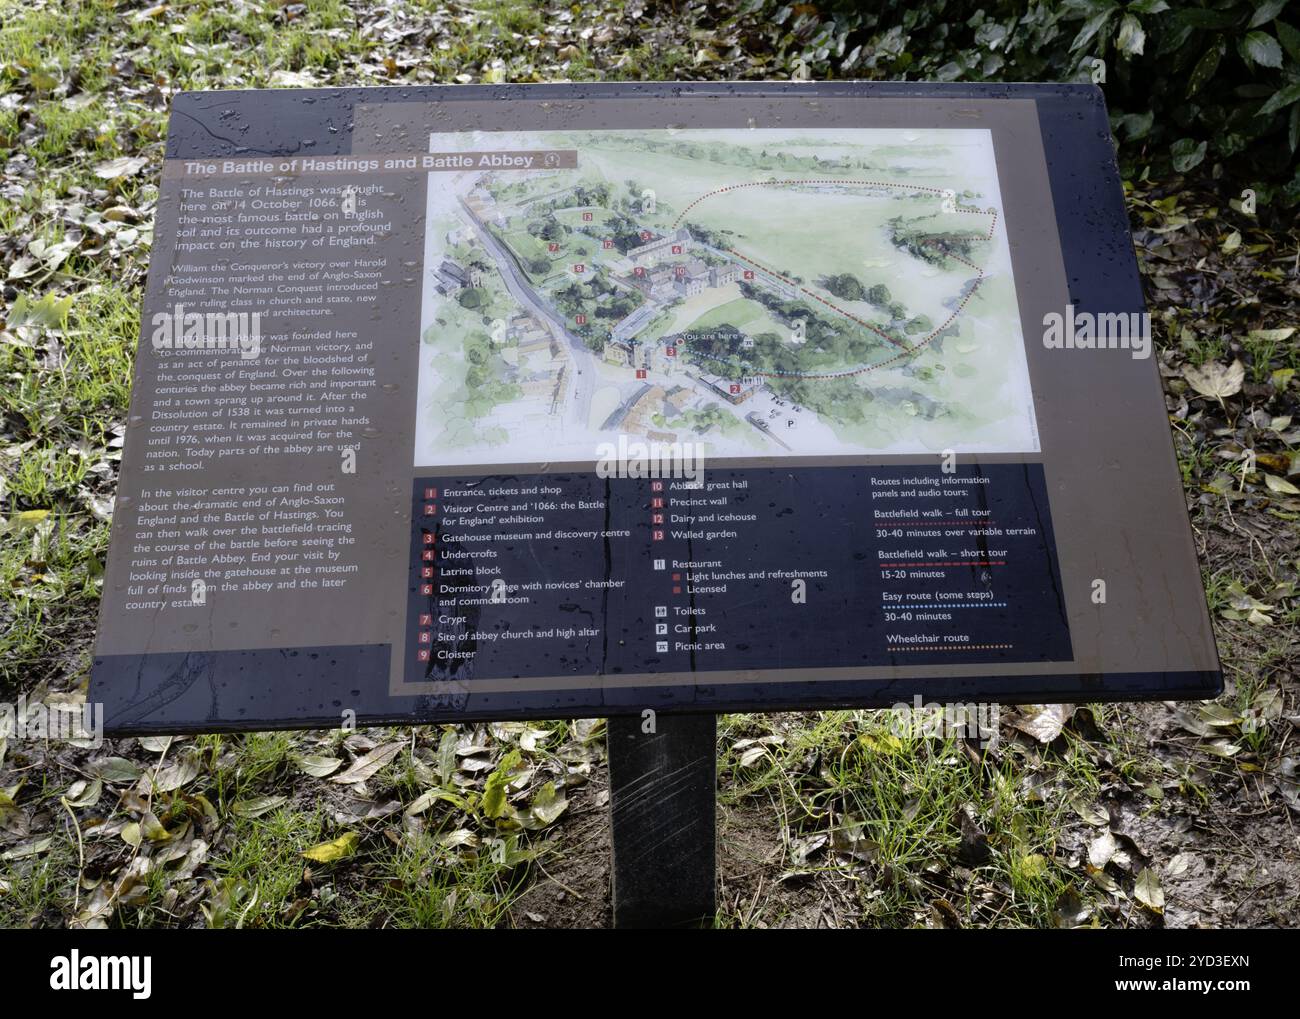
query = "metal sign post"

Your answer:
(608, 714), (716, 928)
